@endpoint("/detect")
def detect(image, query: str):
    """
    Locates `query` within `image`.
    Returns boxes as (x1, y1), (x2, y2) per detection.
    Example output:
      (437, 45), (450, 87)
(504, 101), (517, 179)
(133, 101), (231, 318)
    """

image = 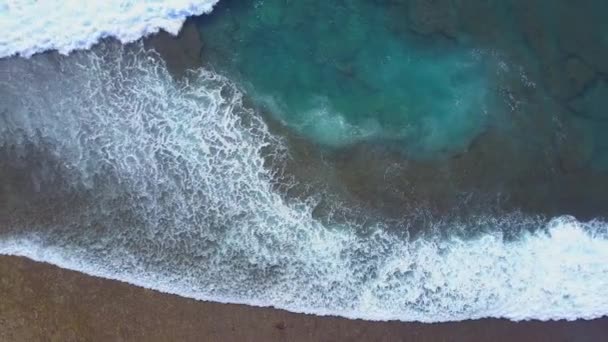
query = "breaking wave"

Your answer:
(0, 0), (219, 58)
(0, 44), (607, 322)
